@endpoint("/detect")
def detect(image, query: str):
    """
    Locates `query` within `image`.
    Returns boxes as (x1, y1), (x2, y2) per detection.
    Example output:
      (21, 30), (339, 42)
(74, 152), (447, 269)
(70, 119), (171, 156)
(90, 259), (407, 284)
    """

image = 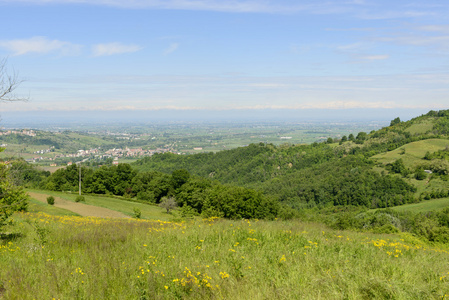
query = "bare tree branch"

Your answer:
(0, 58), (28, 102)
